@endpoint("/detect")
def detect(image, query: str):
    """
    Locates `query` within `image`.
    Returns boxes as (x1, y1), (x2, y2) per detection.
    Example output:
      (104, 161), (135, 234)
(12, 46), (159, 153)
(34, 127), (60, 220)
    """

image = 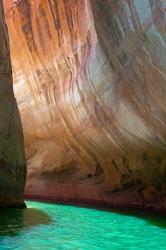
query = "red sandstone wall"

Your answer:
(4, 0), (166, 211)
